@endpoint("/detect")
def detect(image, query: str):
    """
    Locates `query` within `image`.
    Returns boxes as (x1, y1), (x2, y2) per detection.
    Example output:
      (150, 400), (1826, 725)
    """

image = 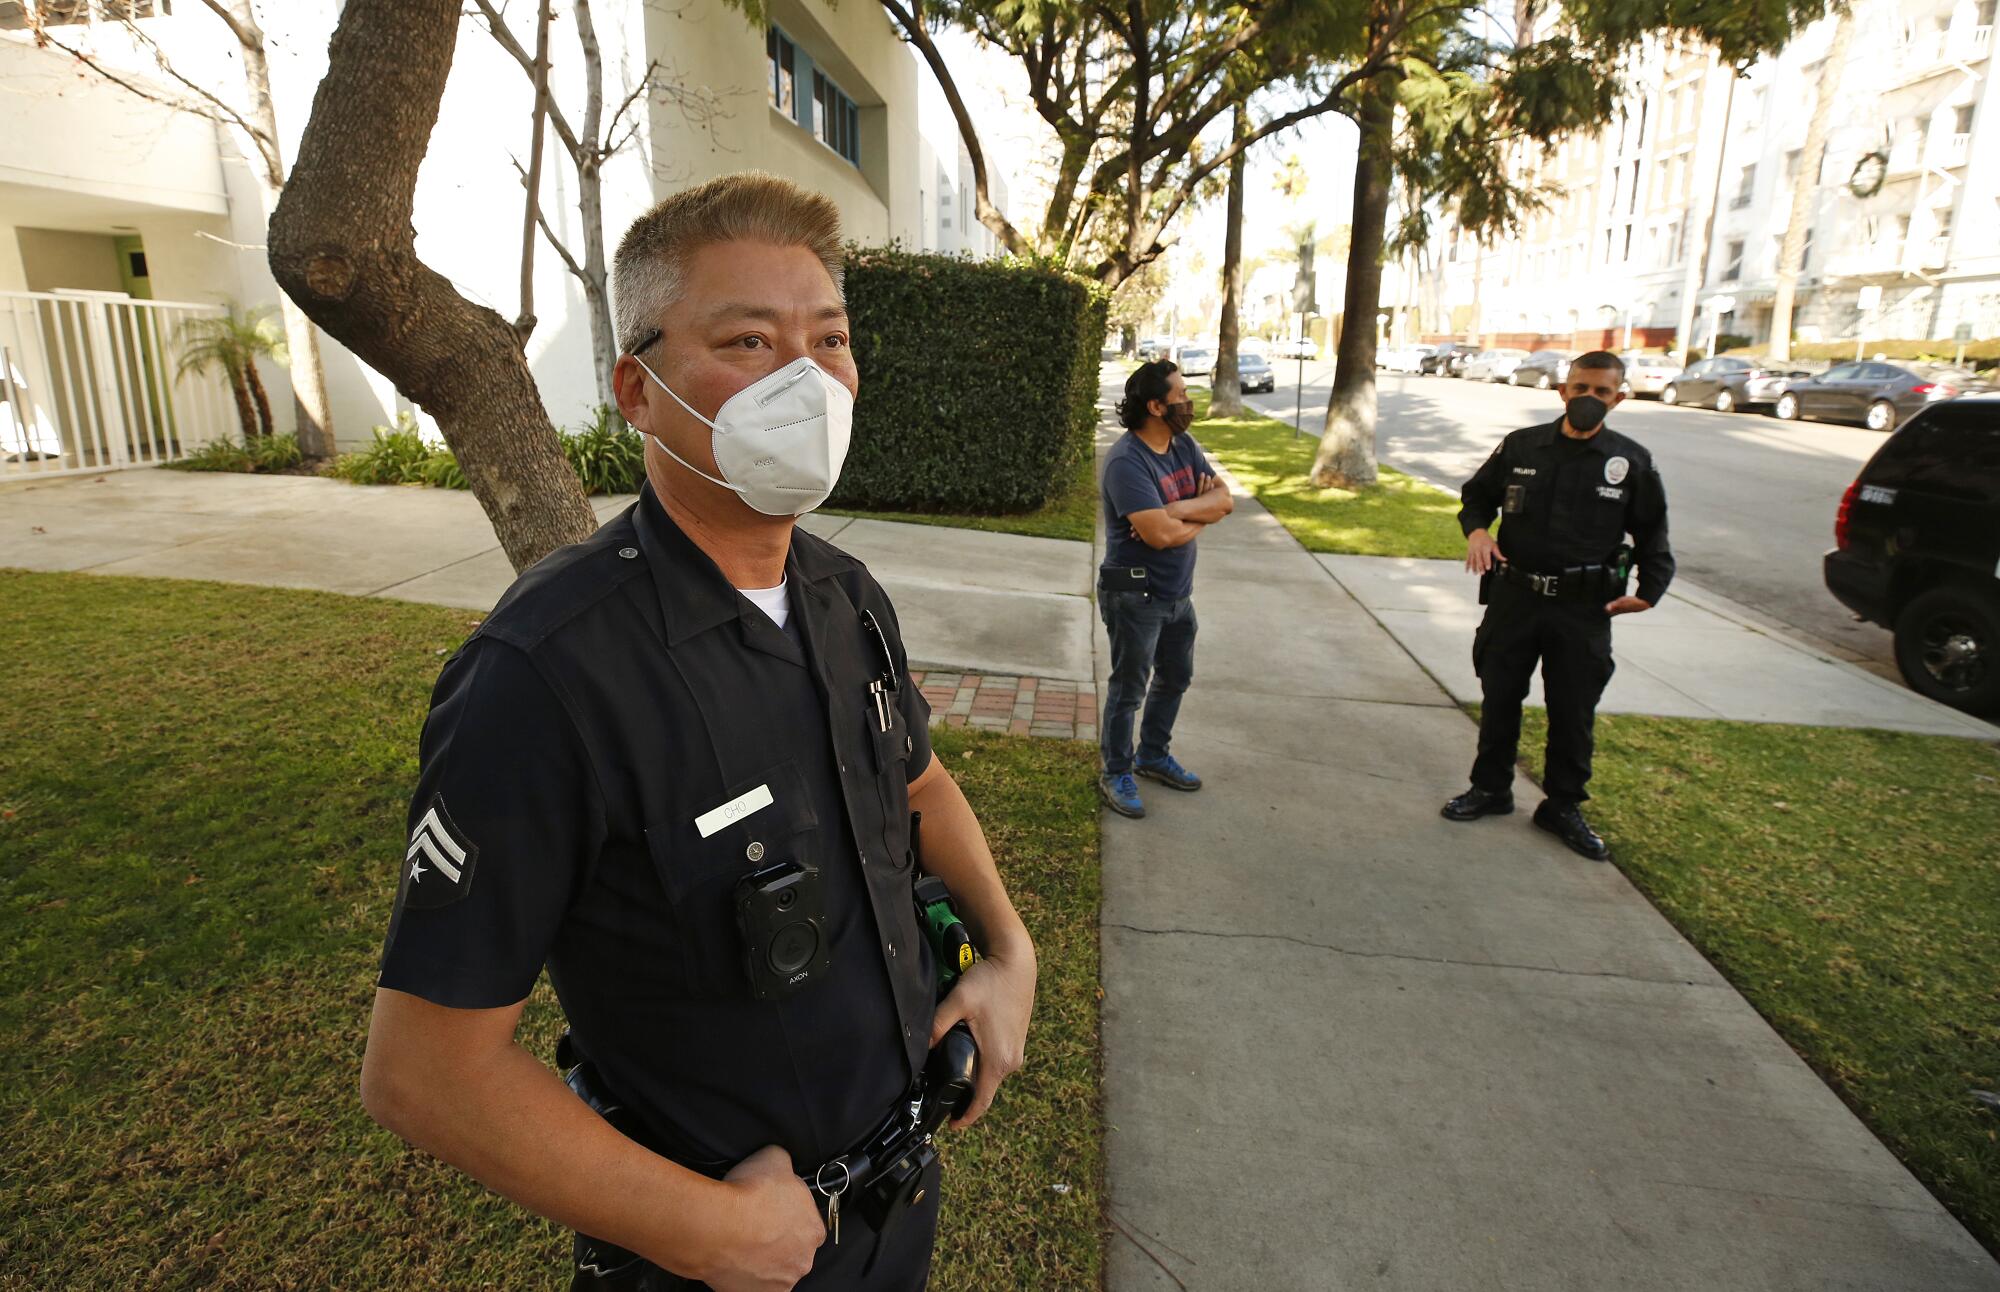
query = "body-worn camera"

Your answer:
(733, 860), (831, 1000)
